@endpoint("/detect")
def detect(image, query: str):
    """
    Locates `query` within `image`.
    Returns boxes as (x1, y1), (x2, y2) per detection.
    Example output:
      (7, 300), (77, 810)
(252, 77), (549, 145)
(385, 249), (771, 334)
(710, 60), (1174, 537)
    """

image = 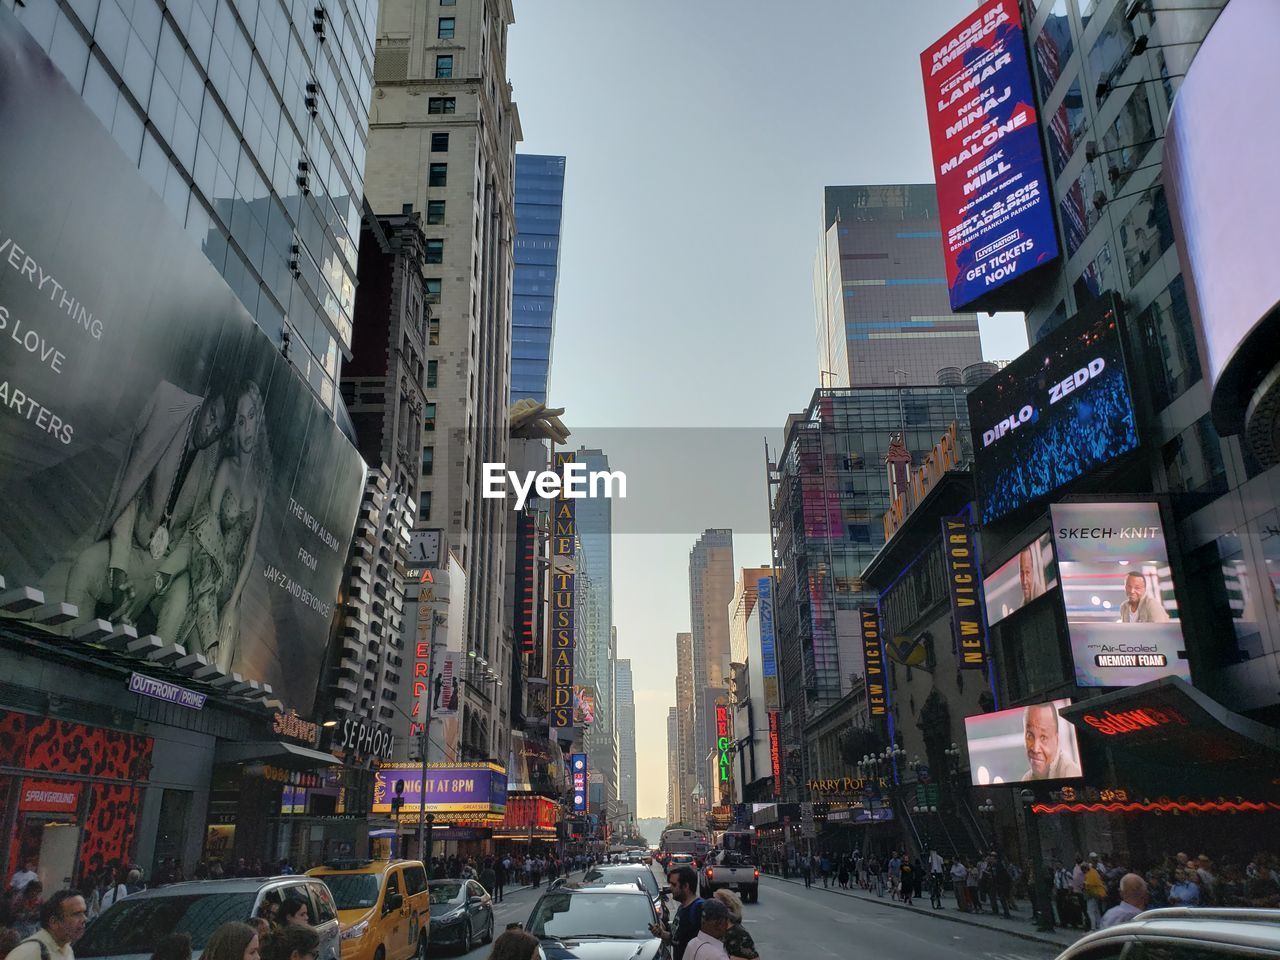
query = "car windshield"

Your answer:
(527, 892), (653, 941)
(321, 874), (381, 911)
(78, 893), (257, 957)
(429, 883), (464, 905)
(583, 869), (656, 897)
